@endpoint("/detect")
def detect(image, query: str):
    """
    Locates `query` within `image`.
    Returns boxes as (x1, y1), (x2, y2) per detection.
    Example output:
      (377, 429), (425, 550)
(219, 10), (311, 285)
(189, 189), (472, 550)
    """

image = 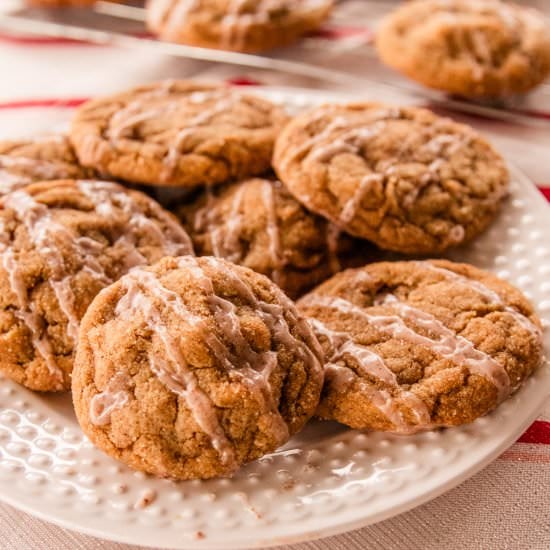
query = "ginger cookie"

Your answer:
(298, 260), (543, 433)
(72, 256), (324, 480)
(0, 136), (91, 195)
(376, 0), (550, 98)
(0, 180), (193, 392)
(70, 80), (289, 188)
(273, 102), (509, 254)
(147, 0), (334, 53)
(177, 177), (376, 299)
